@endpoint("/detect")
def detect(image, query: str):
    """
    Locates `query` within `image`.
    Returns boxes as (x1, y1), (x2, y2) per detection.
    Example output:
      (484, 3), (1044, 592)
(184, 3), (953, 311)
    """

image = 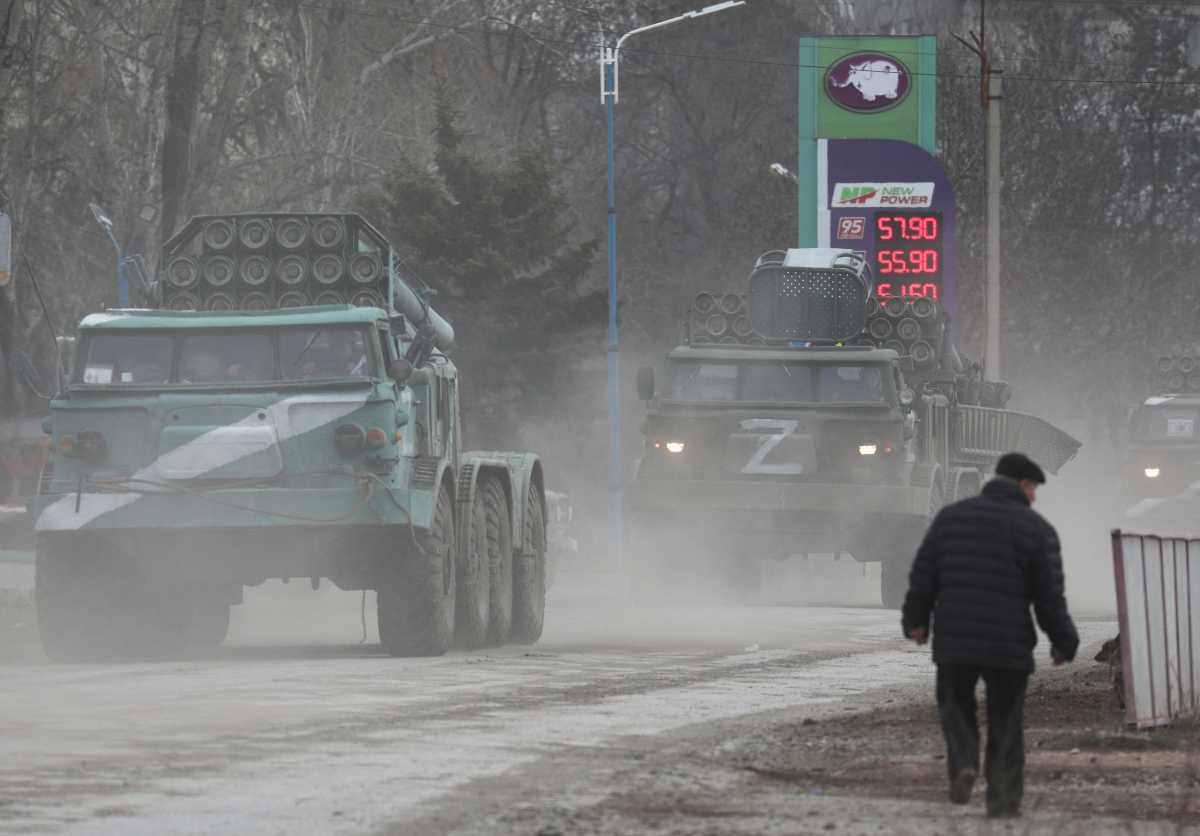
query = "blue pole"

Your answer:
(106, 228), (128, 306)
(116, 255), (128, 306)
(604, 60), (623, 577)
